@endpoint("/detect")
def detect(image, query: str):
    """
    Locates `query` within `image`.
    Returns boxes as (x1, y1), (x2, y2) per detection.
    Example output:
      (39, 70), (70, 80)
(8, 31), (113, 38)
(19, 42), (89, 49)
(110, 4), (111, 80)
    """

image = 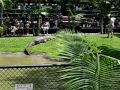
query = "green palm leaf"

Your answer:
(58, 32), (120, 90)
(61, 53), (120, 90)
(57, 32), (90, 62)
